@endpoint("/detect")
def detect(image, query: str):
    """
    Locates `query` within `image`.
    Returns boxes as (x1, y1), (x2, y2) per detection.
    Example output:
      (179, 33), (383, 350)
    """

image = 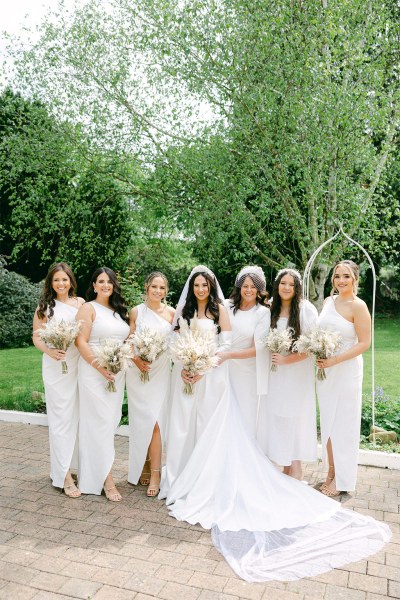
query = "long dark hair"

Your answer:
(37, 262), (77, 320)
(86, 267), (129, 324)
(229, 278), (269, 315)
(179, 271), (222, 333)
(270, 269), (302, 345)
